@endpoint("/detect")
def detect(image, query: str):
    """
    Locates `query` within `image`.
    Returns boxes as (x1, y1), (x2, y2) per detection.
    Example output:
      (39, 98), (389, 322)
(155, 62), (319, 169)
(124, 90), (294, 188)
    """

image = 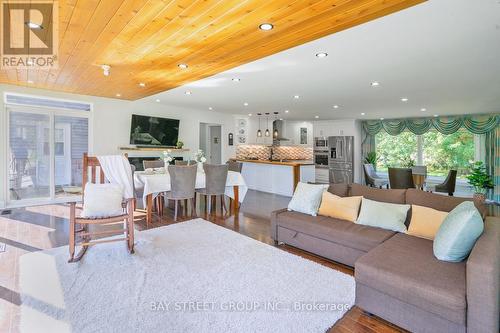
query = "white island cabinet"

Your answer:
(239, 160), (315, 197)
